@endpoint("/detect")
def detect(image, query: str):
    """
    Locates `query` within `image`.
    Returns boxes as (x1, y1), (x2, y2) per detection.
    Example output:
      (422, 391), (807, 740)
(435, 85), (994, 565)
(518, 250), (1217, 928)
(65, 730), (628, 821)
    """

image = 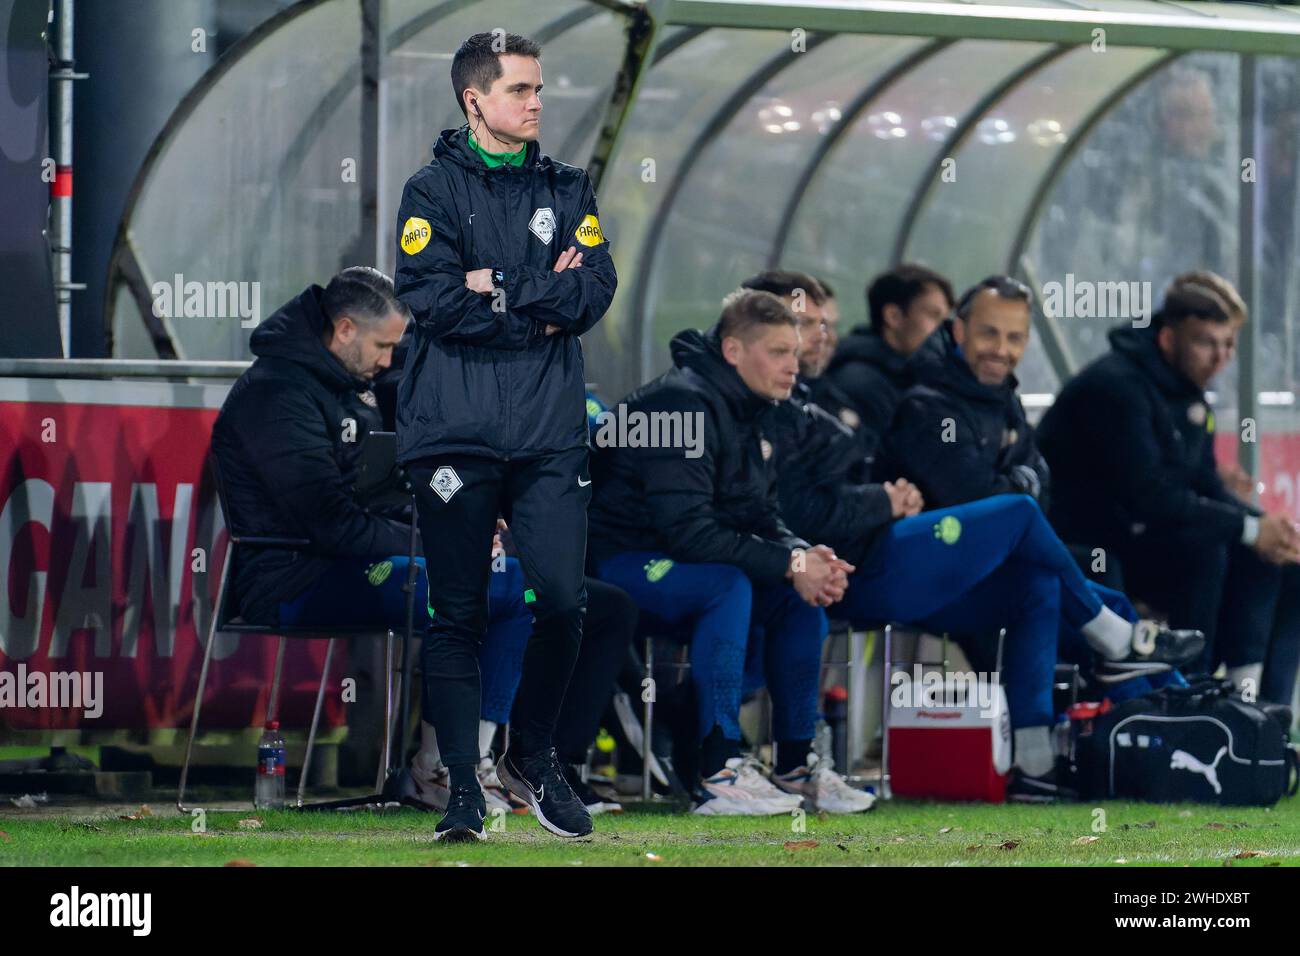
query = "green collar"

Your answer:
(469, 131), (526, 169)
